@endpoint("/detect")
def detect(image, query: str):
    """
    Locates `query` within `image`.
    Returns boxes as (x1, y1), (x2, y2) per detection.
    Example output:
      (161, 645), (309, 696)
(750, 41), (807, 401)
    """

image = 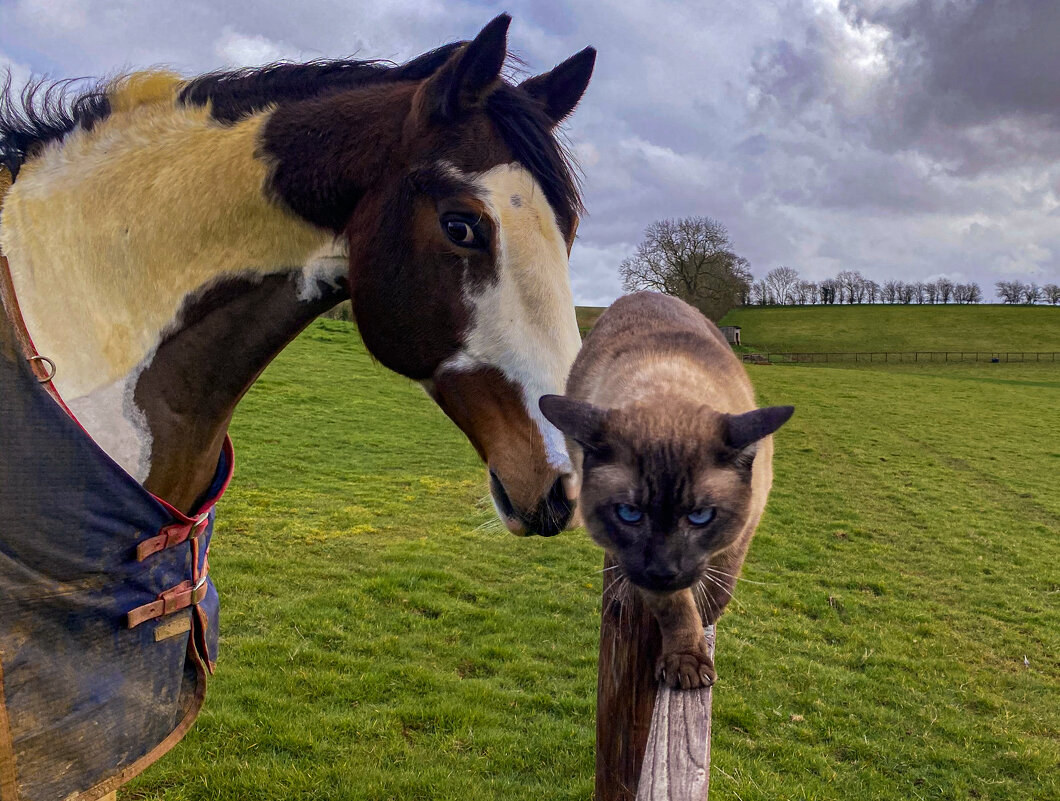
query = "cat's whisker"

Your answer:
(700, 571), (743, 610)
(703, 565), (775, 586)
(694, 579), (720, 622)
